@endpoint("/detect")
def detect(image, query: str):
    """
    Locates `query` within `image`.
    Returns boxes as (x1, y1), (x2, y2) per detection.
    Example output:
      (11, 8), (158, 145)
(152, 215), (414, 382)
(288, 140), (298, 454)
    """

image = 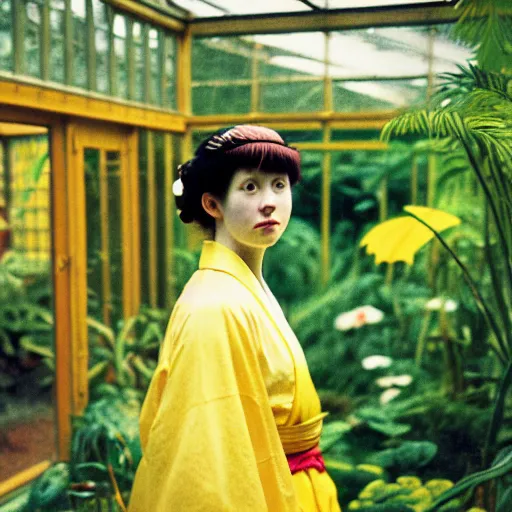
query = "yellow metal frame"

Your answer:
(177, 27), (192, 116)
(67, 120), (140, 415)
(0, 78), (186, 132)
(103, 0), (186, 33)
(187, 111), (397, 126)
(189, 4), (460, 36)
(0, 461), (52, 497)
(0, 107), (70, 490)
